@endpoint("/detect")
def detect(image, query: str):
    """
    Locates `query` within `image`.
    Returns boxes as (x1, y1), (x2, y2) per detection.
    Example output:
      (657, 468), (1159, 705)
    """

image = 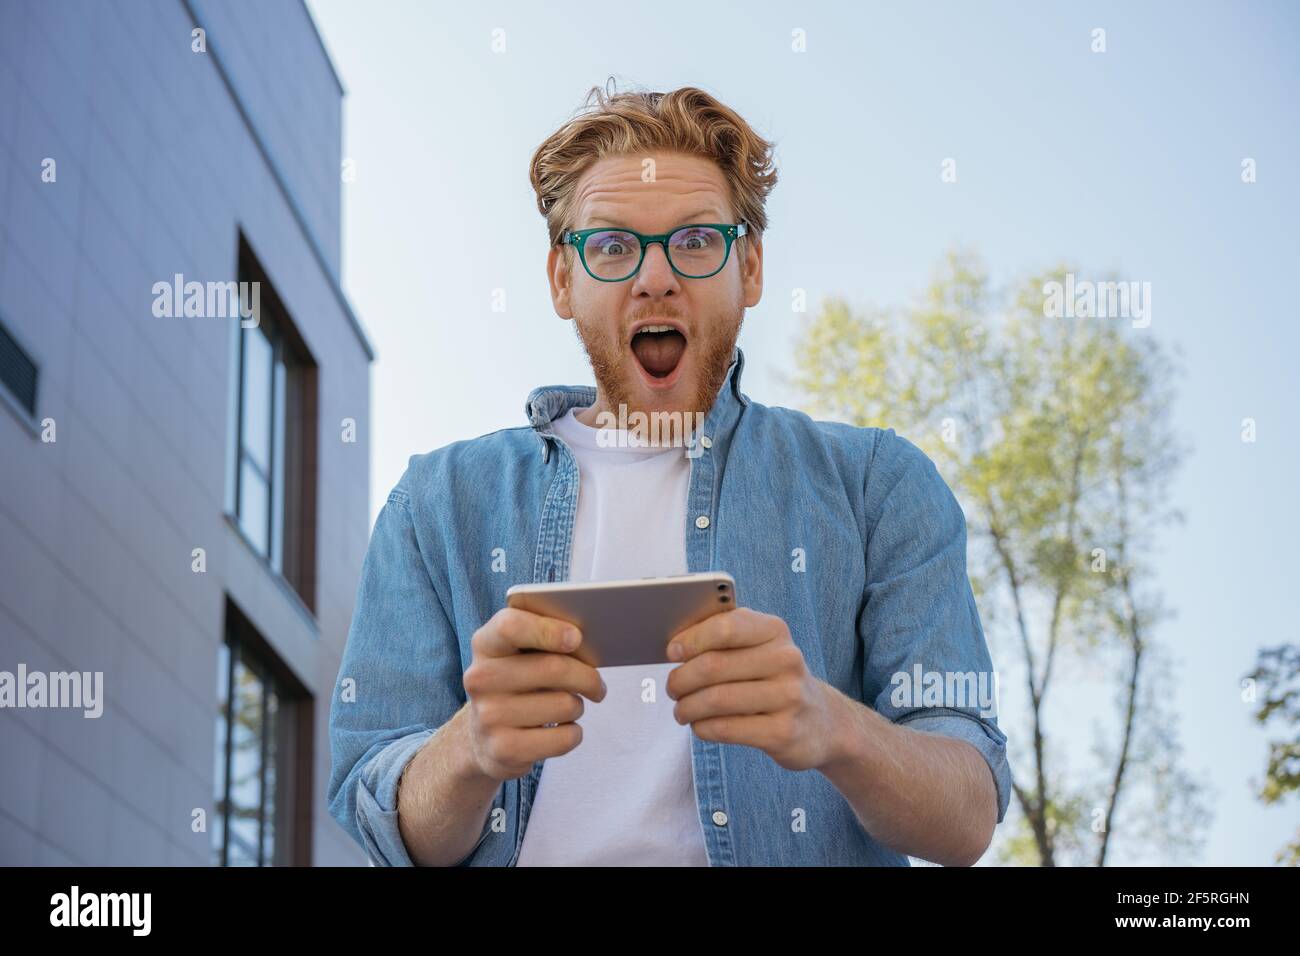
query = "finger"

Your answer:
(475, 607), (581, 658)
(477, 690), (584, 729)
(673, 679), (794, 725)
(489, 724), (584, 770)
(477, 652), (606, 702)
(688, 713), (773, 748)
(667, 642), (789, 700)
(668, 607), (779, 662)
